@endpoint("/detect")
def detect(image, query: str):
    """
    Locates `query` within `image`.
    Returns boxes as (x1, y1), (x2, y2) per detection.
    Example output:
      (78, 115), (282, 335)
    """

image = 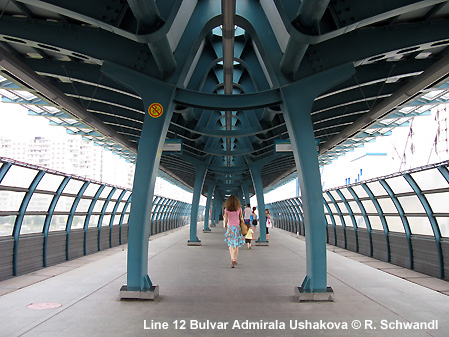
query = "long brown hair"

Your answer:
(225, 195), (241, 212)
